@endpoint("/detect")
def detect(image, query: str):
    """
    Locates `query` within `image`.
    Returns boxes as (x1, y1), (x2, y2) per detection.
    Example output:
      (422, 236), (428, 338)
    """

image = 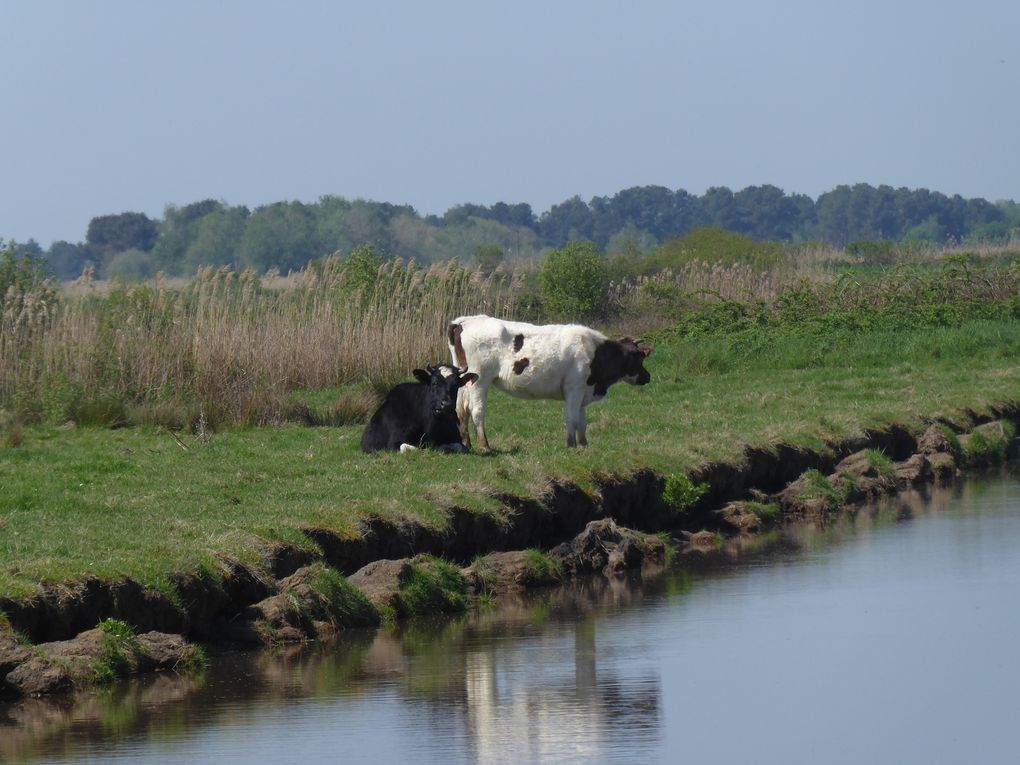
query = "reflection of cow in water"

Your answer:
(360, 364), (477, 453)
(462, 578), (662, 761)
(448, 315), (653, 449)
